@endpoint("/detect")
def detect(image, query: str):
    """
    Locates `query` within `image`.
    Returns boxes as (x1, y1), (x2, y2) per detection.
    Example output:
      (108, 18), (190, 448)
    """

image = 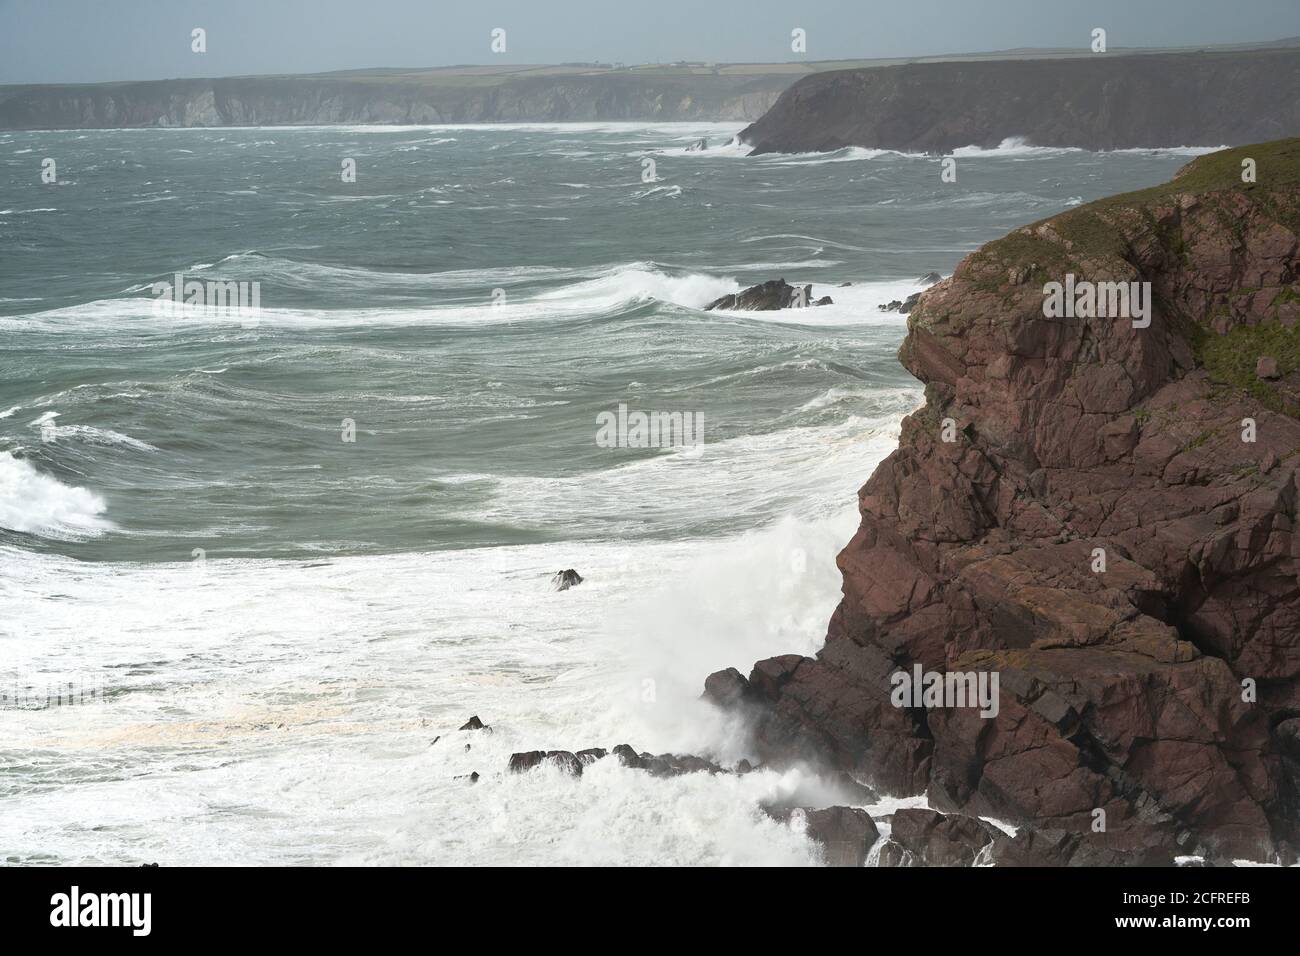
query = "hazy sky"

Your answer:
(2, 0), (1298, 84)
